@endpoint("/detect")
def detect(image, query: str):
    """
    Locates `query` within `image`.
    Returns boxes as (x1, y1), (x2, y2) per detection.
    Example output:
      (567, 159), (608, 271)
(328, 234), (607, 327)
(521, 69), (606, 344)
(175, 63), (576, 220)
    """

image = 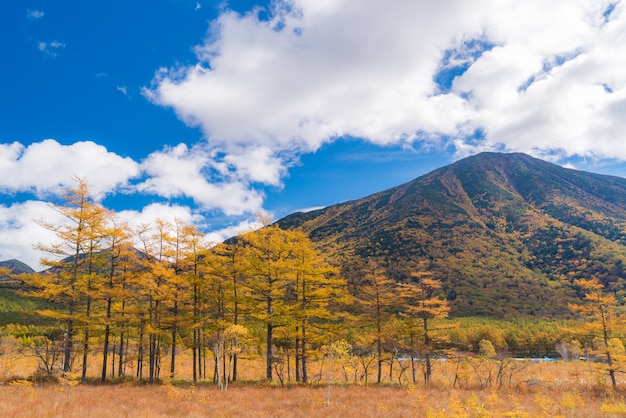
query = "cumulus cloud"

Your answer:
(222, 146), (286, 185)
(146, 0), (626, 164)
(0, 139), (271, 217)
(6, 0), (626, 268)
(0, 140), (140, 198)
(117, 203), (213, 249)
(137, 143), (265, 215)
(0, 201), (67, 271)
(117, 202), (201, 228)
(0, 201), (211, 271)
